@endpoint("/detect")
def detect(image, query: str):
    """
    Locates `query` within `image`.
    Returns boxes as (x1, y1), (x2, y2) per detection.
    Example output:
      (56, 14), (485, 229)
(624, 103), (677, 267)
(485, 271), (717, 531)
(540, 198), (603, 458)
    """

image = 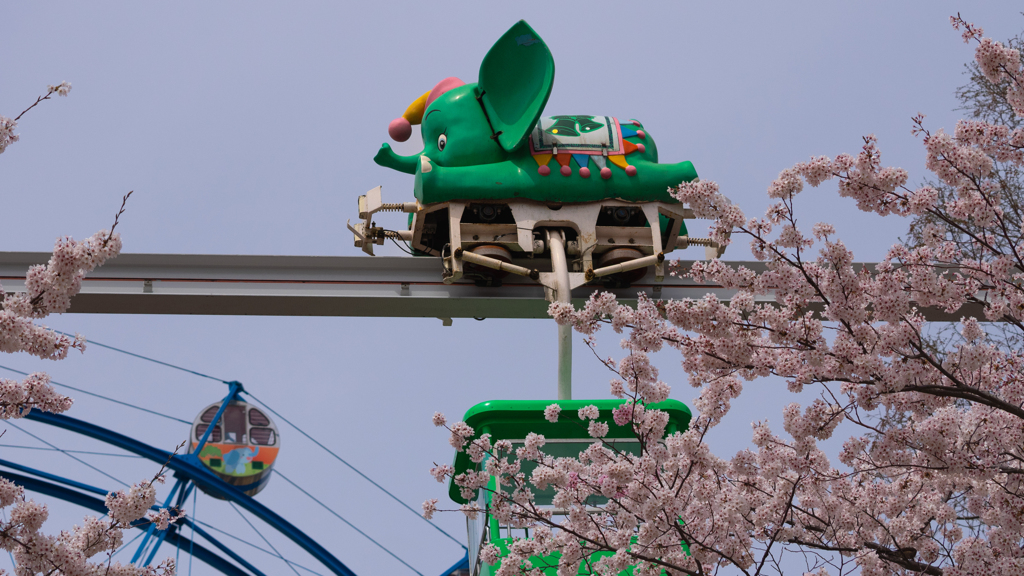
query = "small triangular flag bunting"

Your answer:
(571, 154), (590, 168)
(532, 153), (553, 167)
(608, 154), (629, 169)
(622, 140), (638, 154)
(620, 125), (638, 138)
(555, 153), (572, 167)
(592, 155), (607, 169)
